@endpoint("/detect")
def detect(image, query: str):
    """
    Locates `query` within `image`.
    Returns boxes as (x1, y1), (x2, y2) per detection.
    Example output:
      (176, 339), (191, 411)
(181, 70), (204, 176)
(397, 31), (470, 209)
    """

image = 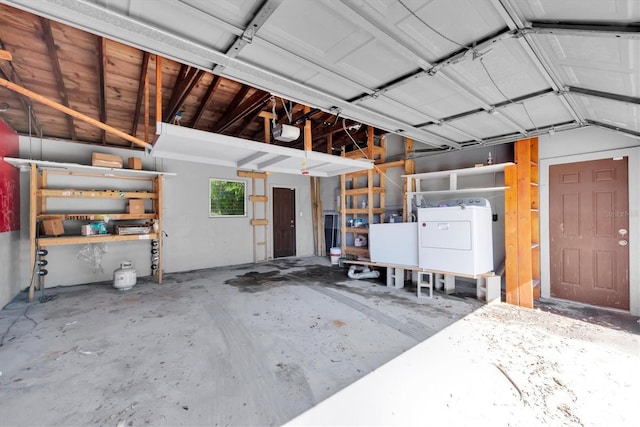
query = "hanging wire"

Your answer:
(280, 98), (293, 123)
(398, 0), (477, 55)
